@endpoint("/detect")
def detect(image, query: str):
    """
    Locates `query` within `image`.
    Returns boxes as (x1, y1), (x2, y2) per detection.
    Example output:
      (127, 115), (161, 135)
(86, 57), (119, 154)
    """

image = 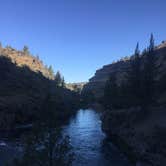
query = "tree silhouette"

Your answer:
(23, 45), (30, 55)
(48, 65), (54, 76)
(61, 76), (65, 88)
(103, 73), (119, 109)
(55, 71), (62, 86)
(142, 34), (156, 106)
(127, 43), (142, 106)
